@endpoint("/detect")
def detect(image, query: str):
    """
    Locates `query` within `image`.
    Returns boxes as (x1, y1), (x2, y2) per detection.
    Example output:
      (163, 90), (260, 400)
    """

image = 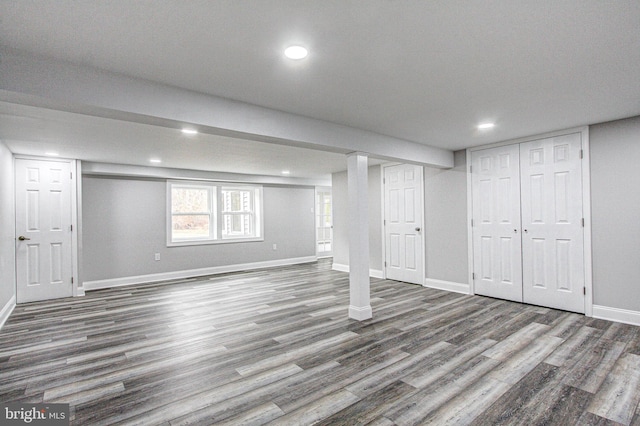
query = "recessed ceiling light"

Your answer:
(150, 159), (162, 164)
(284, 46), (308, 60)
(281, 170), (291, 175)
(181, 128), (198, 135)
(477, 122), (495, 130)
